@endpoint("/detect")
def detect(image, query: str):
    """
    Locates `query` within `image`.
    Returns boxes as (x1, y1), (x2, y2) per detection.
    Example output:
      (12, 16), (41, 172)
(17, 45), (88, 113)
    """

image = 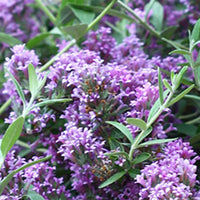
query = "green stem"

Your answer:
(86, 0), (117, 32)
(34, 0), (56, 24)
(128, 91), (174, 160)
(0, 98), (12, 116)
(38, 39), (76, 72)
(117, 0), (188, 50)
(186, 116), (200, 124)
